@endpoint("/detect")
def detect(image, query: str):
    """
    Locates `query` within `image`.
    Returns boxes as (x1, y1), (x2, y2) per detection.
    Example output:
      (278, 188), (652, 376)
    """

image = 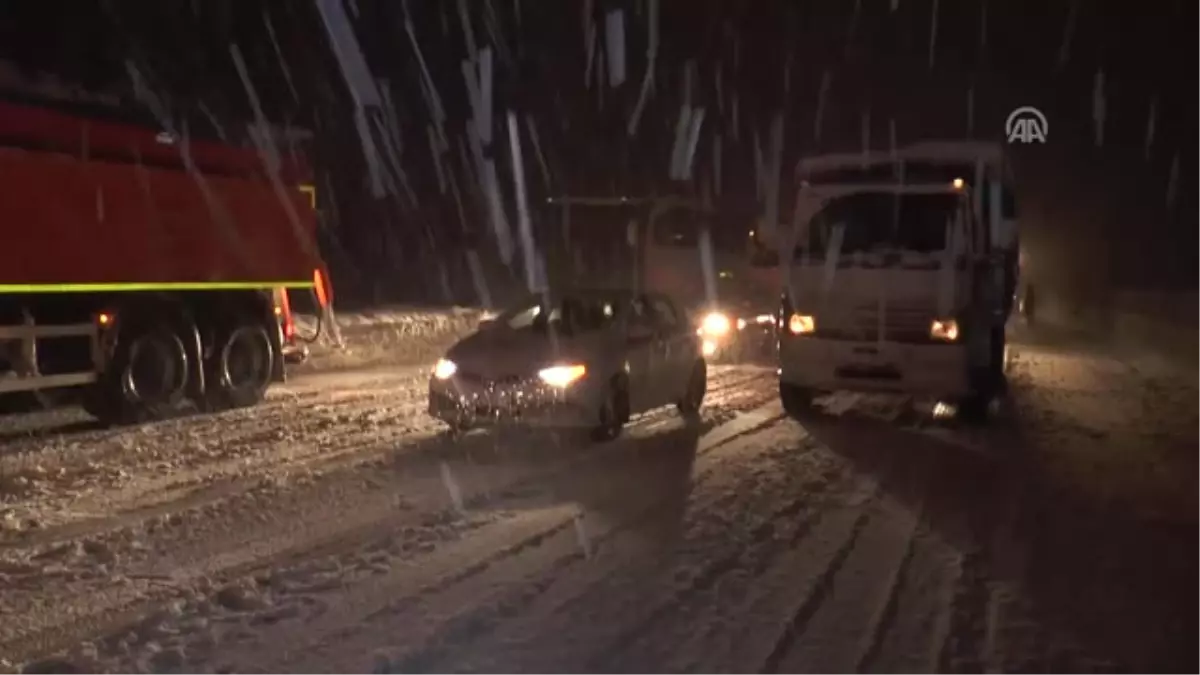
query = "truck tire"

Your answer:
(204, 320), (275, 411)
(675, 359), (707, 421)
(85, 325), (190, 425)
(780, 382), (814, 419)
(957, 327), (1006, 424)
